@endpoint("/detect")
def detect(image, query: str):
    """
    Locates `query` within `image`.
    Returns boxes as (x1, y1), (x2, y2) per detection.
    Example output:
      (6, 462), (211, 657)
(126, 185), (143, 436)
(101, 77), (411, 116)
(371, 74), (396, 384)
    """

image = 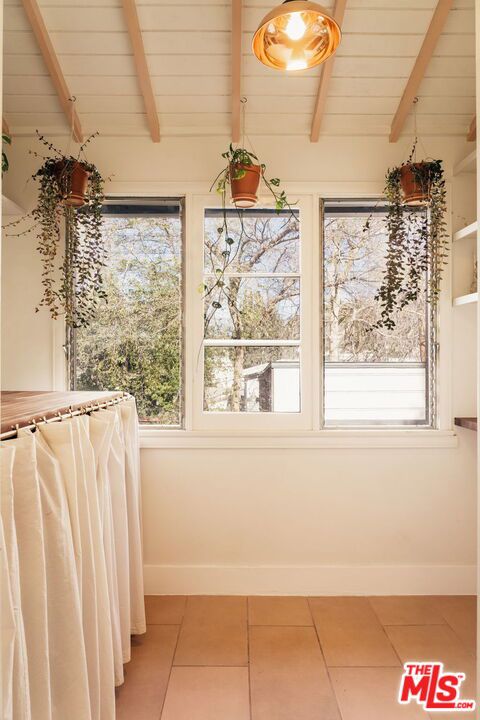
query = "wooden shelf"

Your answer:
(453, 222), (477, 242)
(453, 150), (476, 176)
(453, 292), (478, 306)
(454, 417), (477, 431)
